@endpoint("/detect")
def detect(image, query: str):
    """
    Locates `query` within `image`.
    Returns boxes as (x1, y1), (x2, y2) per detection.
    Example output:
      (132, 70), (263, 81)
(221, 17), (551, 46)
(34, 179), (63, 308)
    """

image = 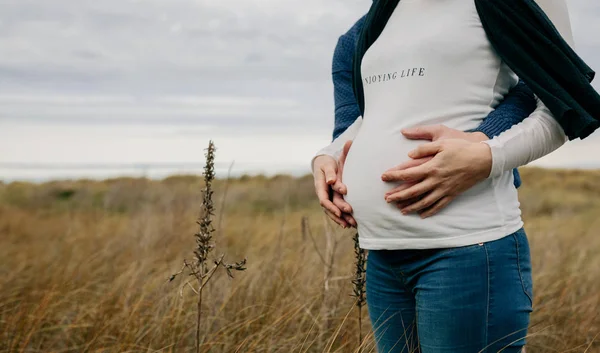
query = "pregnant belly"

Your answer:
(342, 133), (420, 220)
(342, 131), (510, 237)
